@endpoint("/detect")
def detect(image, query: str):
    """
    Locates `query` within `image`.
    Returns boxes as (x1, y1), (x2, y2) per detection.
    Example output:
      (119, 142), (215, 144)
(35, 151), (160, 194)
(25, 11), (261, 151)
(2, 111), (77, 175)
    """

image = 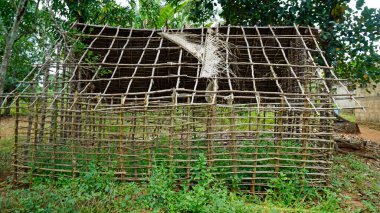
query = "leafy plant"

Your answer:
(2, 152), (379, 212)
(331, 154), (380, 212)
(265, 171), (340, 212)
(214, 0), (380, 88)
